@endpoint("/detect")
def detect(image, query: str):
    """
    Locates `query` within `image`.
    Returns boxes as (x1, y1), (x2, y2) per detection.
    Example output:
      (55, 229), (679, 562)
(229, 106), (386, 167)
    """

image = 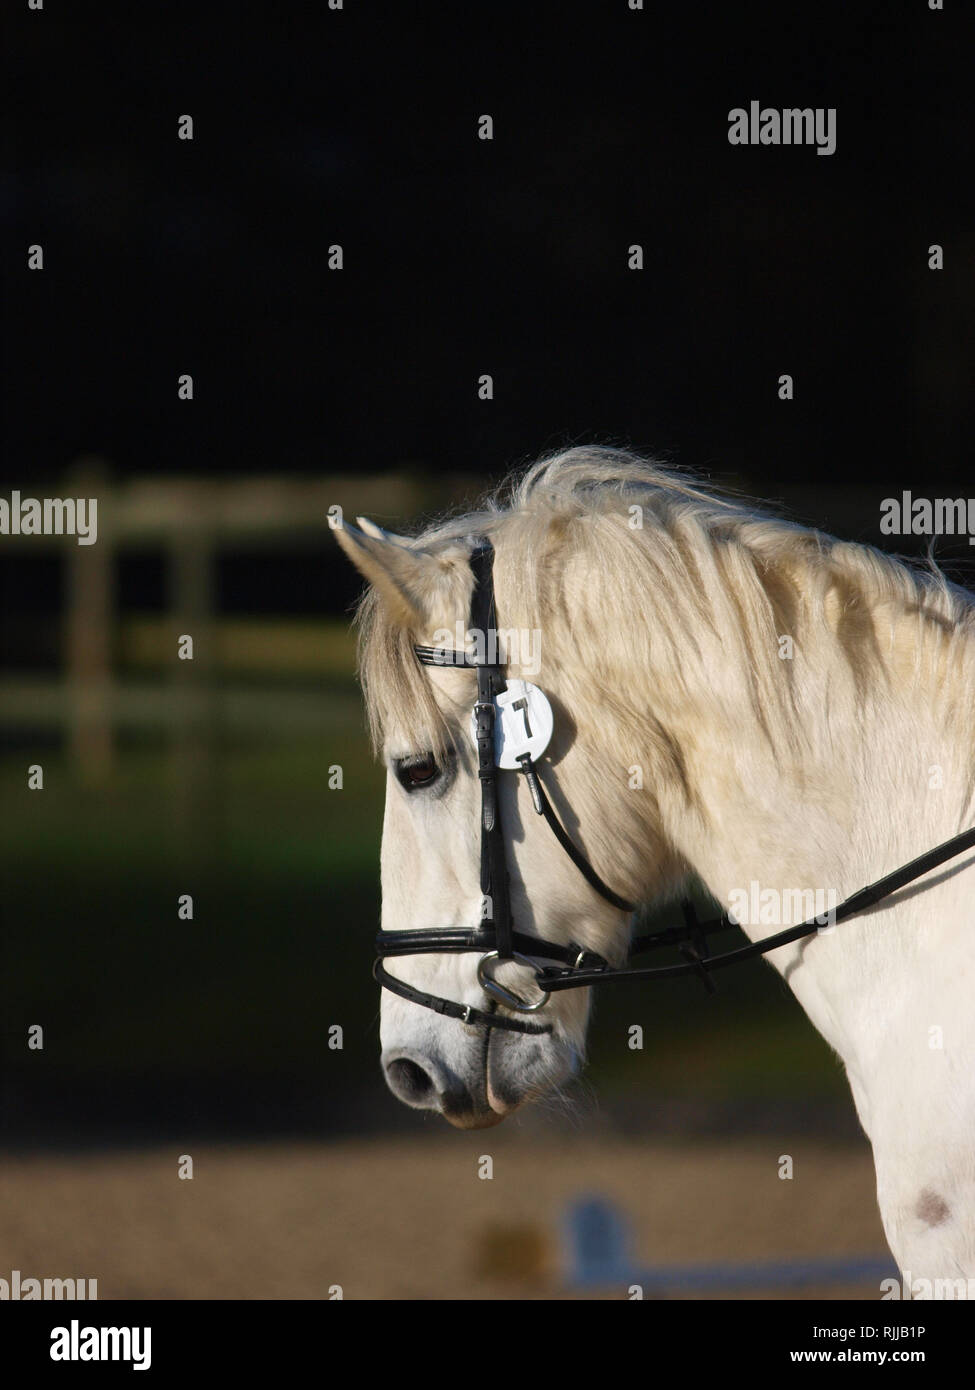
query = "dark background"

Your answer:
(1, 1), (971, 1150)
(5, 2), (974, 608)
